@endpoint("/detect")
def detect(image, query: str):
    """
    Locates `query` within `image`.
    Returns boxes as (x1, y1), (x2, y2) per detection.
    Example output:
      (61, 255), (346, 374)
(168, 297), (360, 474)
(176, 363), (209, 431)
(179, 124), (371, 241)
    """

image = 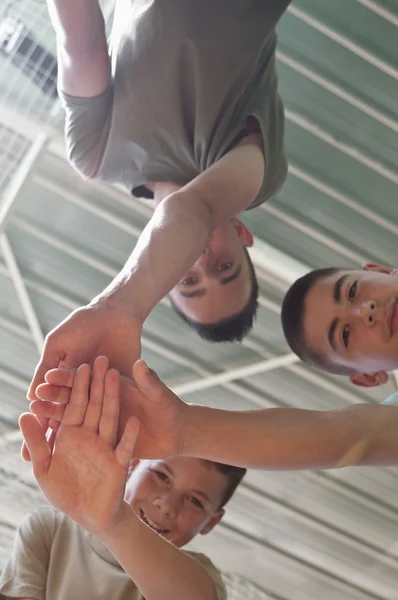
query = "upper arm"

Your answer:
(181, 134), (265, 228)
(48, 0), (110, 97)
(0, 511), (50, 600)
